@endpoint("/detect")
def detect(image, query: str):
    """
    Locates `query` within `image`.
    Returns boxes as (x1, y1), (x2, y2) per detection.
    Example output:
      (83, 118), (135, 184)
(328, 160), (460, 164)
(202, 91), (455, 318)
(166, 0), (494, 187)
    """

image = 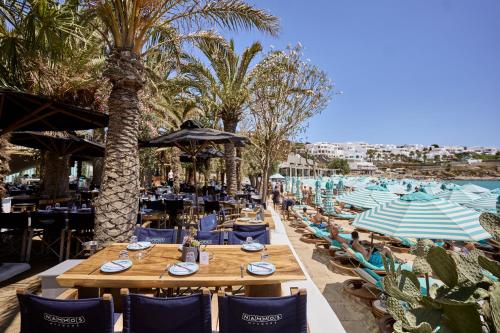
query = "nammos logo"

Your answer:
(44, 313), (85, 327)
(242, 313), (283, 326)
